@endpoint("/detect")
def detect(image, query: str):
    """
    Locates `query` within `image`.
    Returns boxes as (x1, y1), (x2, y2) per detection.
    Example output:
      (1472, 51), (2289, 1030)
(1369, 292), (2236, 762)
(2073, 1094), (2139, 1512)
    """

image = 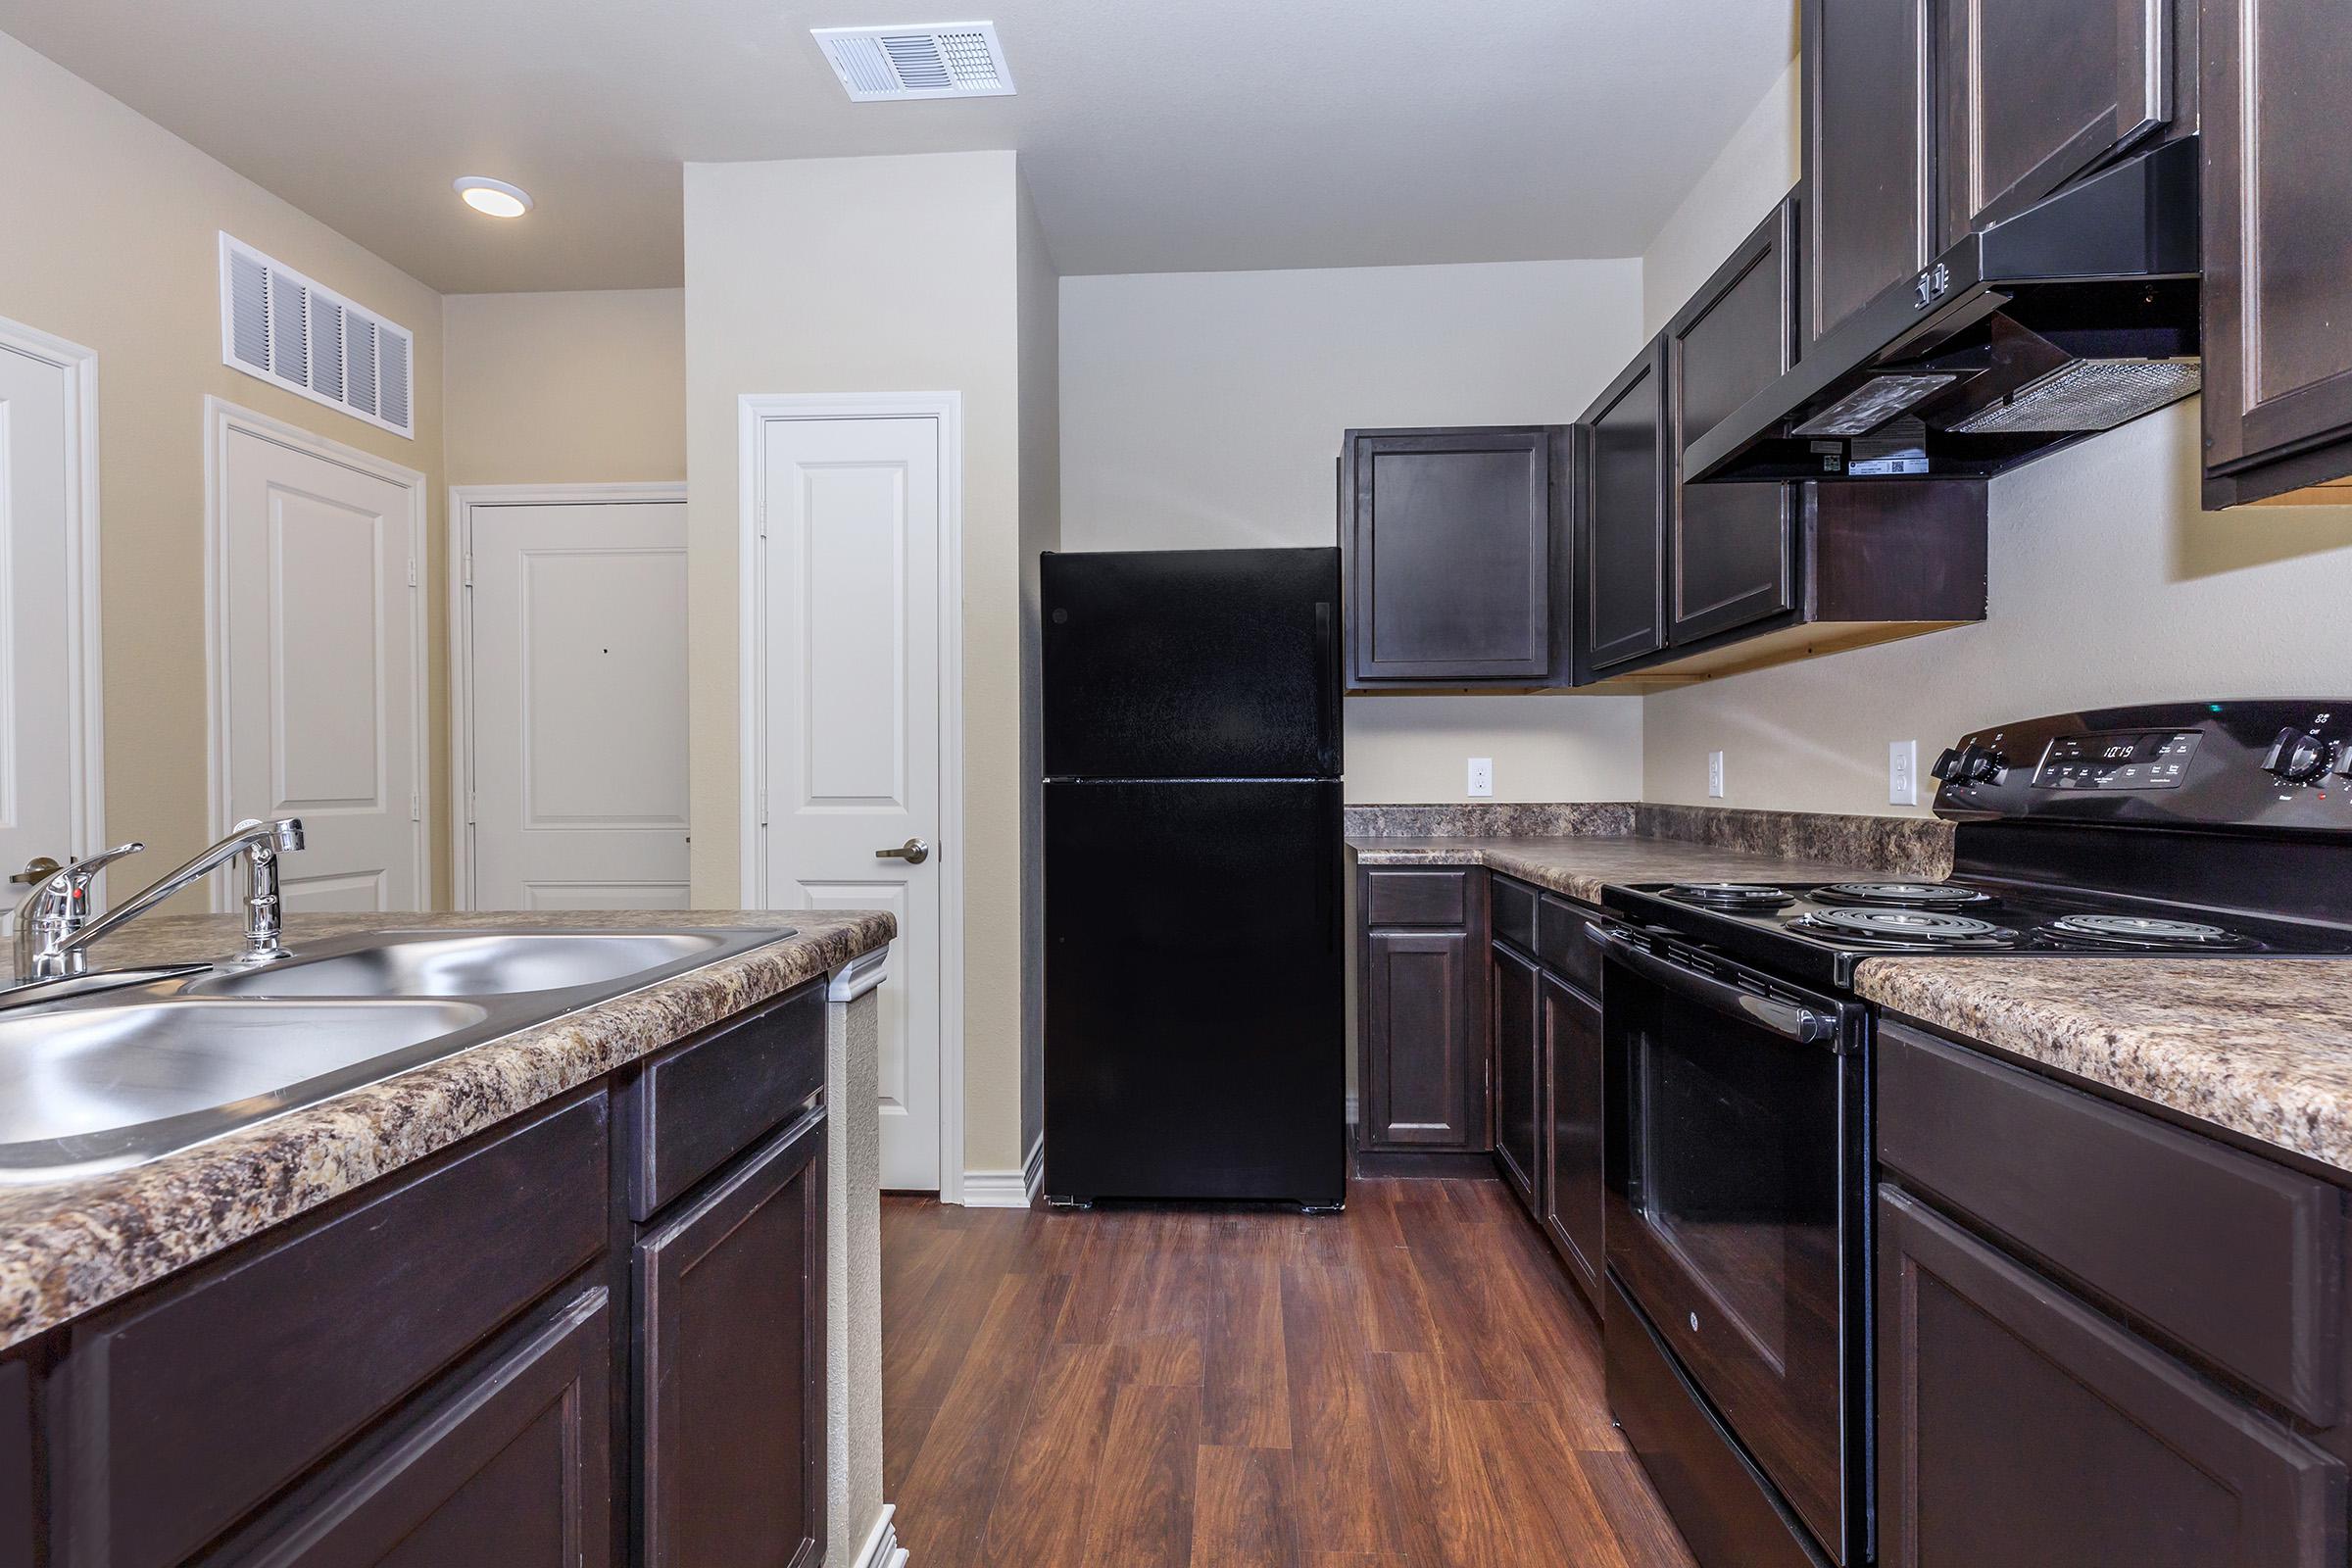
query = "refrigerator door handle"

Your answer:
(1313, 600), (1340, 774)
